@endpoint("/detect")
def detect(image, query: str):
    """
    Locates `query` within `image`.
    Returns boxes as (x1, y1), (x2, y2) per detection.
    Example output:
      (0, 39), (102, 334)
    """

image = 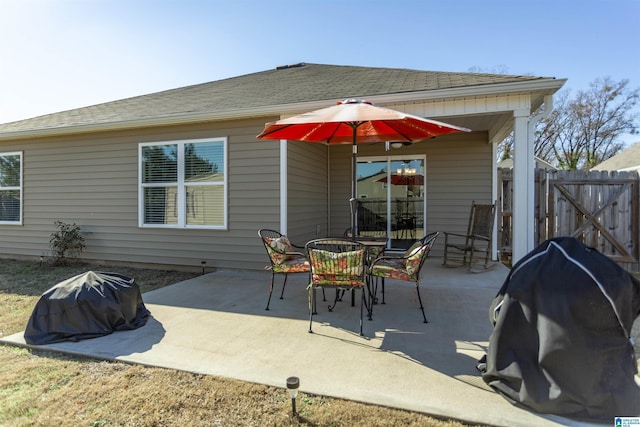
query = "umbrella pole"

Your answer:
(351, 129), (358, 237)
